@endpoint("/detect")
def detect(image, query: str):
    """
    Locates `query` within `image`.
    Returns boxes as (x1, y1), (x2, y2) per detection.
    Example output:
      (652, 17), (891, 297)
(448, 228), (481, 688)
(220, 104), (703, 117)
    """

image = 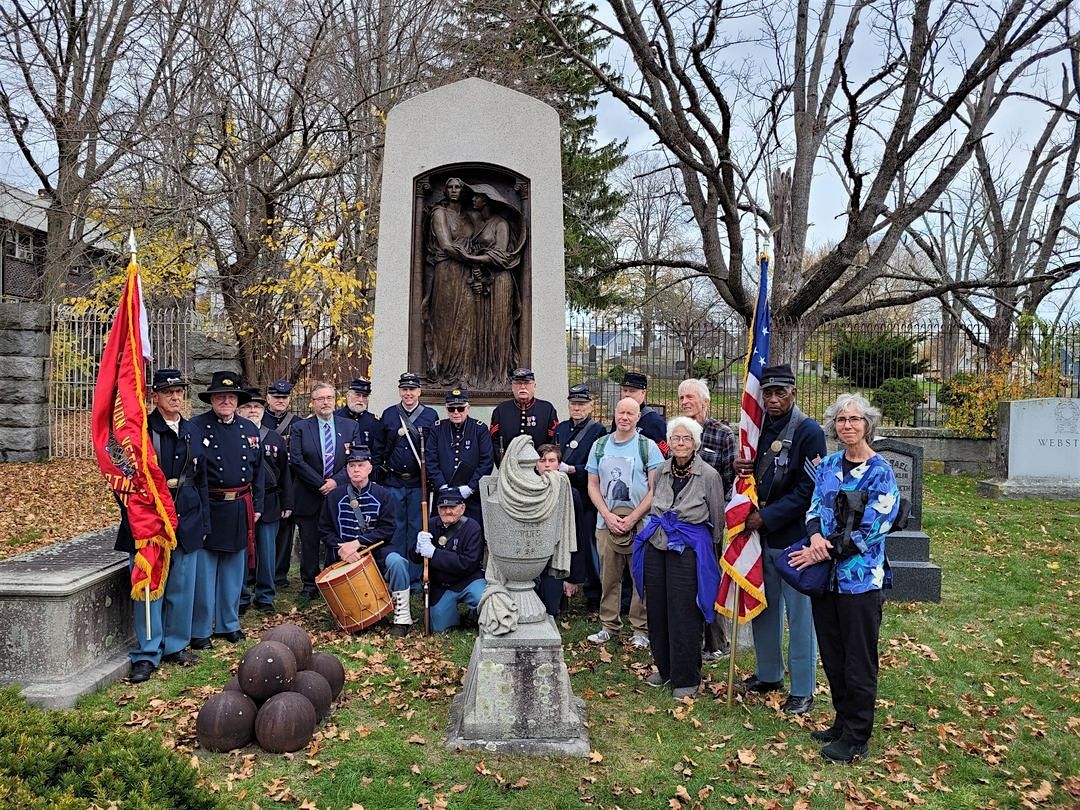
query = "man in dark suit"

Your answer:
(424, 388), (493, 530)
(378, 372), (437, 574)
(554, 383), (607, 609)
(189, 371), (265, 647)
(334, 377), (382, 471)
(115, 369), (209, 683)
(289, 381), (360, 601)
(489, 368), (558, 465)
(735, 362), (827, 715)
(263, 379), (298, 588)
